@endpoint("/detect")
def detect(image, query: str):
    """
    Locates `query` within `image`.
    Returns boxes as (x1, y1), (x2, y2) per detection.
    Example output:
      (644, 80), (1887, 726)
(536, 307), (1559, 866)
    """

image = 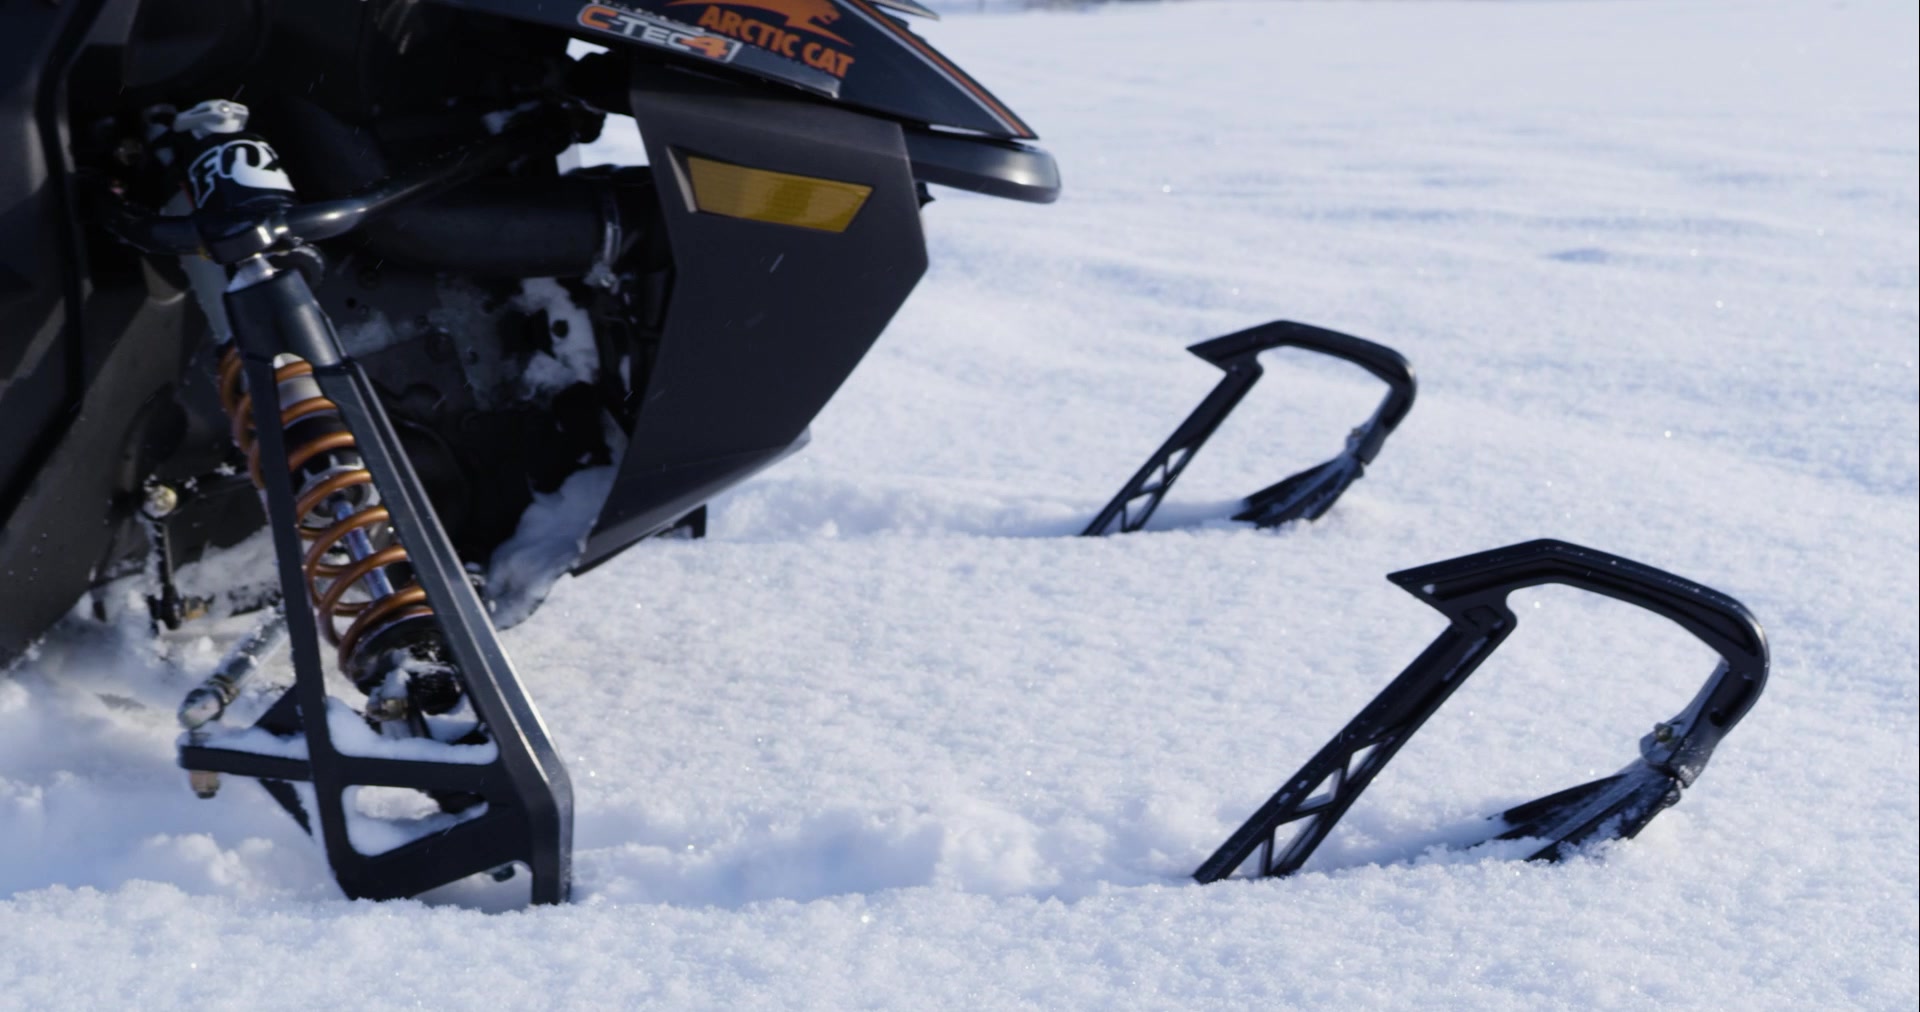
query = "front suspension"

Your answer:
(132, 100), (576, 903)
